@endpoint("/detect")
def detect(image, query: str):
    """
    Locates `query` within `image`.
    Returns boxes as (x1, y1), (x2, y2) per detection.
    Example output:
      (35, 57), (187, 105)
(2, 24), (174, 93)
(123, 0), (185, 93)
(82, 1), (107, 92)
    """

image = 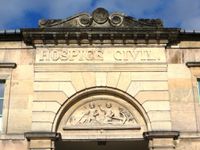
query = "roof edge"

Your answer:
(0, 29), (22, 41)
